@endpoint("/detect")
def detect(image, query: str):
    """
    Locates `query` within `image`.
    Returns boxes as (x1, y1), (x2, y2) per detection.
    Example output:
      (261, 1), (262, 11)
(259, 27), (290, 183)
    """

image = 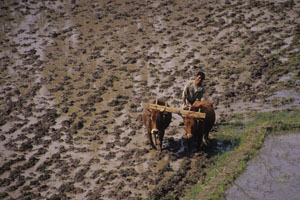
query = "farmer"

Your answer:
(182, 71), (206, 110)
(179, 71), (206, 126)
